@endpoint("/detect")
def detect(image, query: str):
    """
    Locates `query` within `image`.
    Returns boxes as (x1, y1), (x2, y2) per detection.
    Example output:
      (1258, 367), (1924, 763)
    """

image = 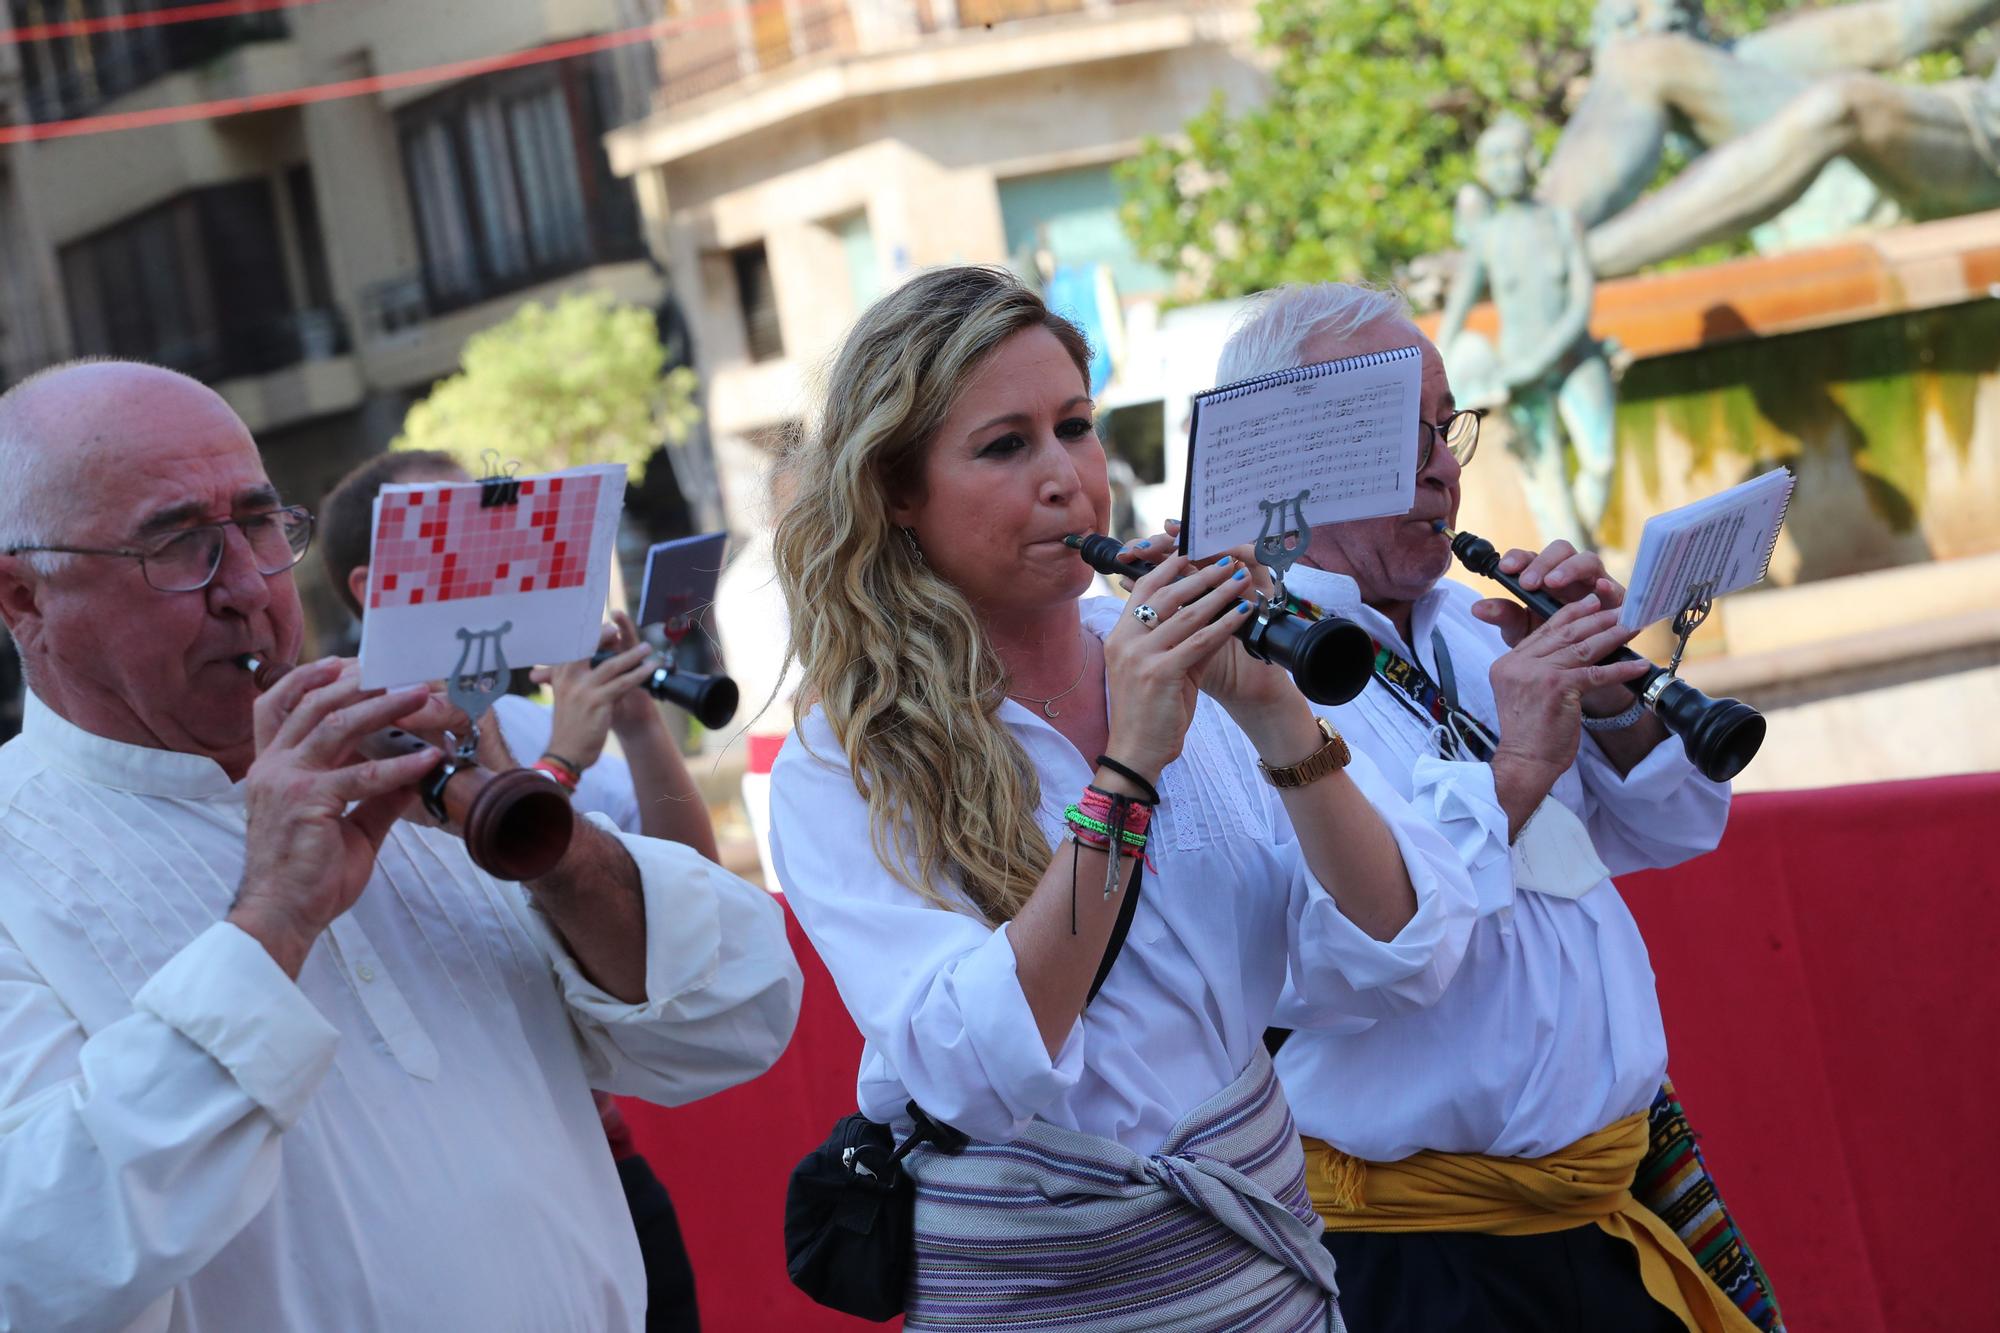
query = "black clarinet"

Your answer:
(590, 649), (739, 731)
(1444, 529), (1765, 783)
(1064, 533), (1372, 705)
